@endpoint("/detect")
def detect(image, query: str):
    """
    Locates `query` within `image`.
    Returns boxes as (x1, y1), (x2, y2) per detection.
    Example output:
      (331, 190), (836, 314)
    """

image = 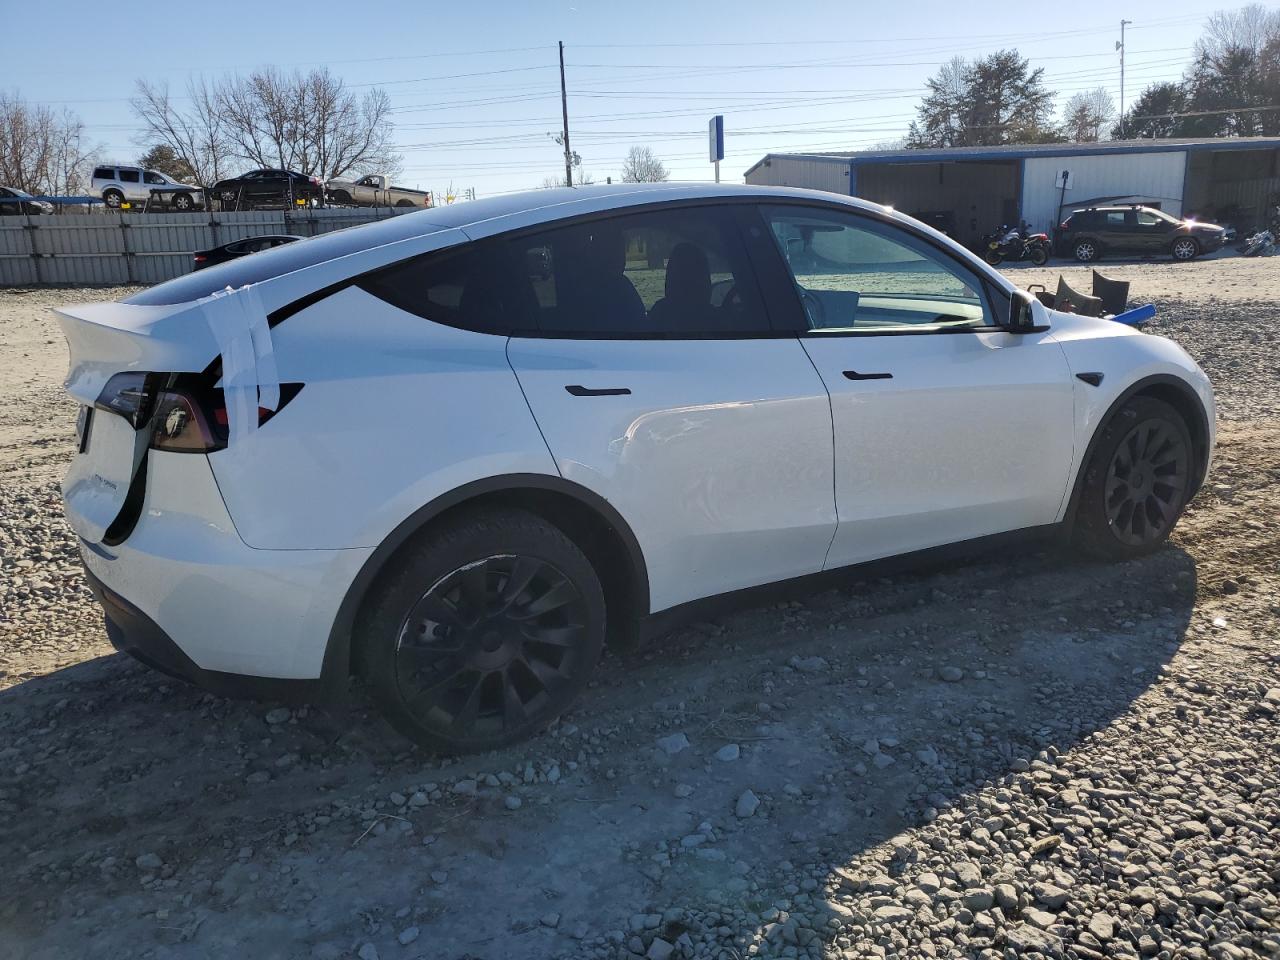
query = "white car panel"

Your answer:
(801, 328), (1077, 568)
(507, 337), (837, 612)
(208, 286), (560, 550)
(80, 451), (370, 678)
